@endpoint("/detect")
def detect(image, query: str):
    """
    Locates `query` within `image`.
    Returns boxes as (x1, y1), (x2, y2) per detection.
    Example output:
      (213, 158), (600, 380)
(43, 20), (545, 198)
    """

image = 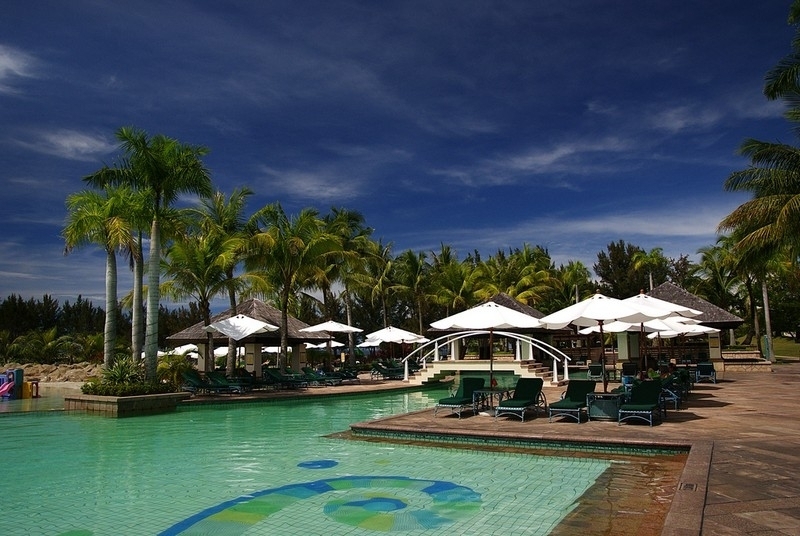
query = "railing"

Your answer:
(400, 331), (571, 383)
